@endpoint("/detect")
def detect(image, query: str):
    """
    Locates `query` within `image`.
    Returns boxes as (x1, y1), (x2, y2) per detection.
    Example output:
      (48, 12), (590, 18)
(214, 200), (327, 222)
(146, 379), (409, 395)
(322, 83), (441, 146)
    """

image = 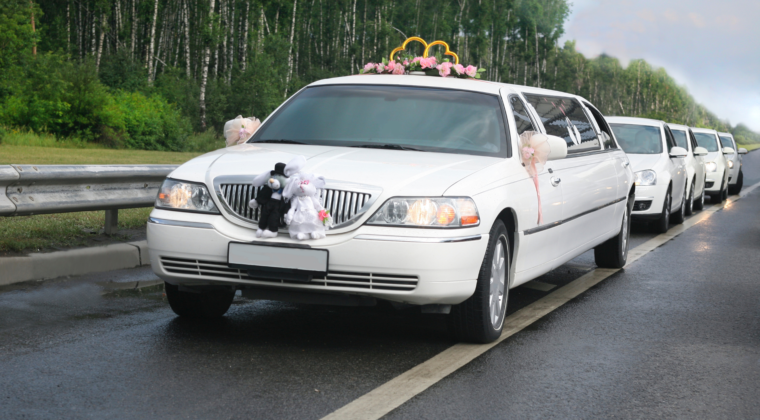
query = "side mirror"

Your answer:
(738, 148), (748, 155)
(669, 146), (687, 158)
(722, 147), (735, 155)
(545, 135), (568, 161)
(693, 146), (708, 156)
